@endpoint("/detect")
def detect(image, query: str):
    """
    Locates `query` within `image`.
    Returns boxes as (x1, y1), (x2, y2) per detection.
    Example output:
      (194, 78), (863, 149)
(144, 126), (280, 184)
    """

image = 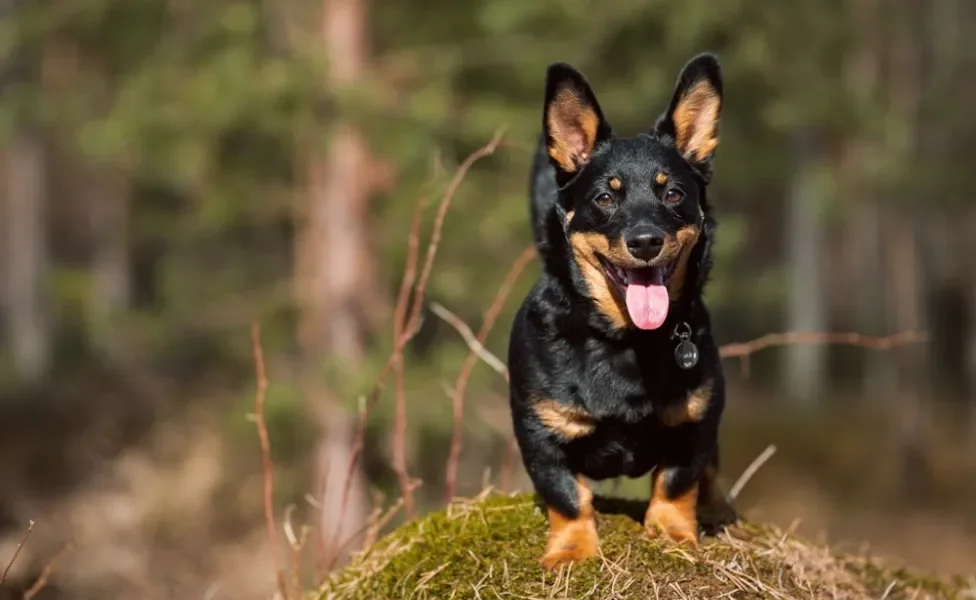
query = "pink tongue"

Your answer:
(625, 268), (669, 330)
